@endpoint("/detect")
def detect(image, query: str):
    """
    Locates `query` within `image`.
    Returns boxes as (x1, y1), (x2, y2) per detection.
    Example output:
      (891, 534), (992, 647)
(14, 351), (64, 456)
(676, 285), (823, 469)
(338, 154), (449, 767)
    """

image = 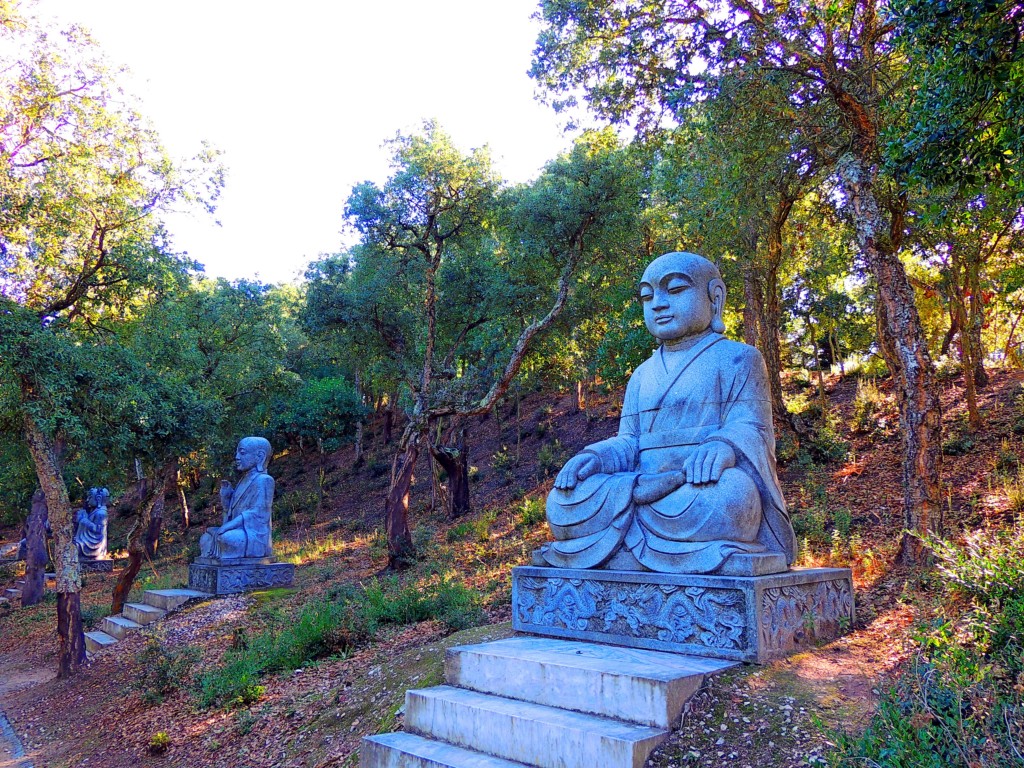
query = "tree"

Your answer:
(326, 123), (642, 567)
(0, 5), (221, 676)
(531, 0), (942, 563)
